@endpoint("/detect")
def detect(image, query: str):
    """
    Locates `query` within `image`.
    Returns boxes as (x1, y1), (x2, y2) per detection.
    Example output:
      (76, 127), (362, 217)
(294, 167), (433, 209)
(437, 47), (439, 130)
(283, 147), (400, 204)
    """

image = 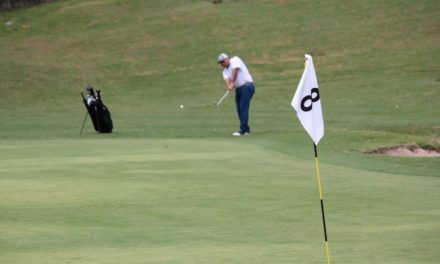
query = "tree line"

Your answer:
(0, 0), (54, 11)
